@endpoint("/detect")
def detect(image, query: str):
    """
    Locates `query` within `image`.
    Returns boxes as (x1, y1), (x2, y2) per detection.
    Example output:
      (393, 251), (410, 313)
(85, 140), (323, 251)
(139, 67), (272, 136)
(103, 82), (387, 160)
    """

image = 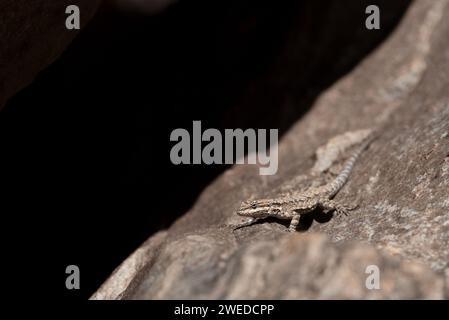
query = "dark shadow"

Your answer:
(0, 0), (412, 299)
(297, 209), (335, 231)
